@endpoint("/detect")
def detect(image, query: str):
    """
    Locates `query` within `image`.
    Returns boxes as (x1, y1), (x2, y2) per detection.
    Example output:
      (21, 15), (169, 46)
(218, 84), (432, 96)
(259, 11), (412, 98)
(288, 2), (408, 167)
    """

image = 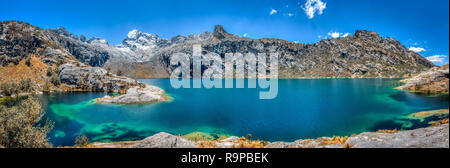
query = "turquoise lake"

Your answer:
(40, 79), (449, 146)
